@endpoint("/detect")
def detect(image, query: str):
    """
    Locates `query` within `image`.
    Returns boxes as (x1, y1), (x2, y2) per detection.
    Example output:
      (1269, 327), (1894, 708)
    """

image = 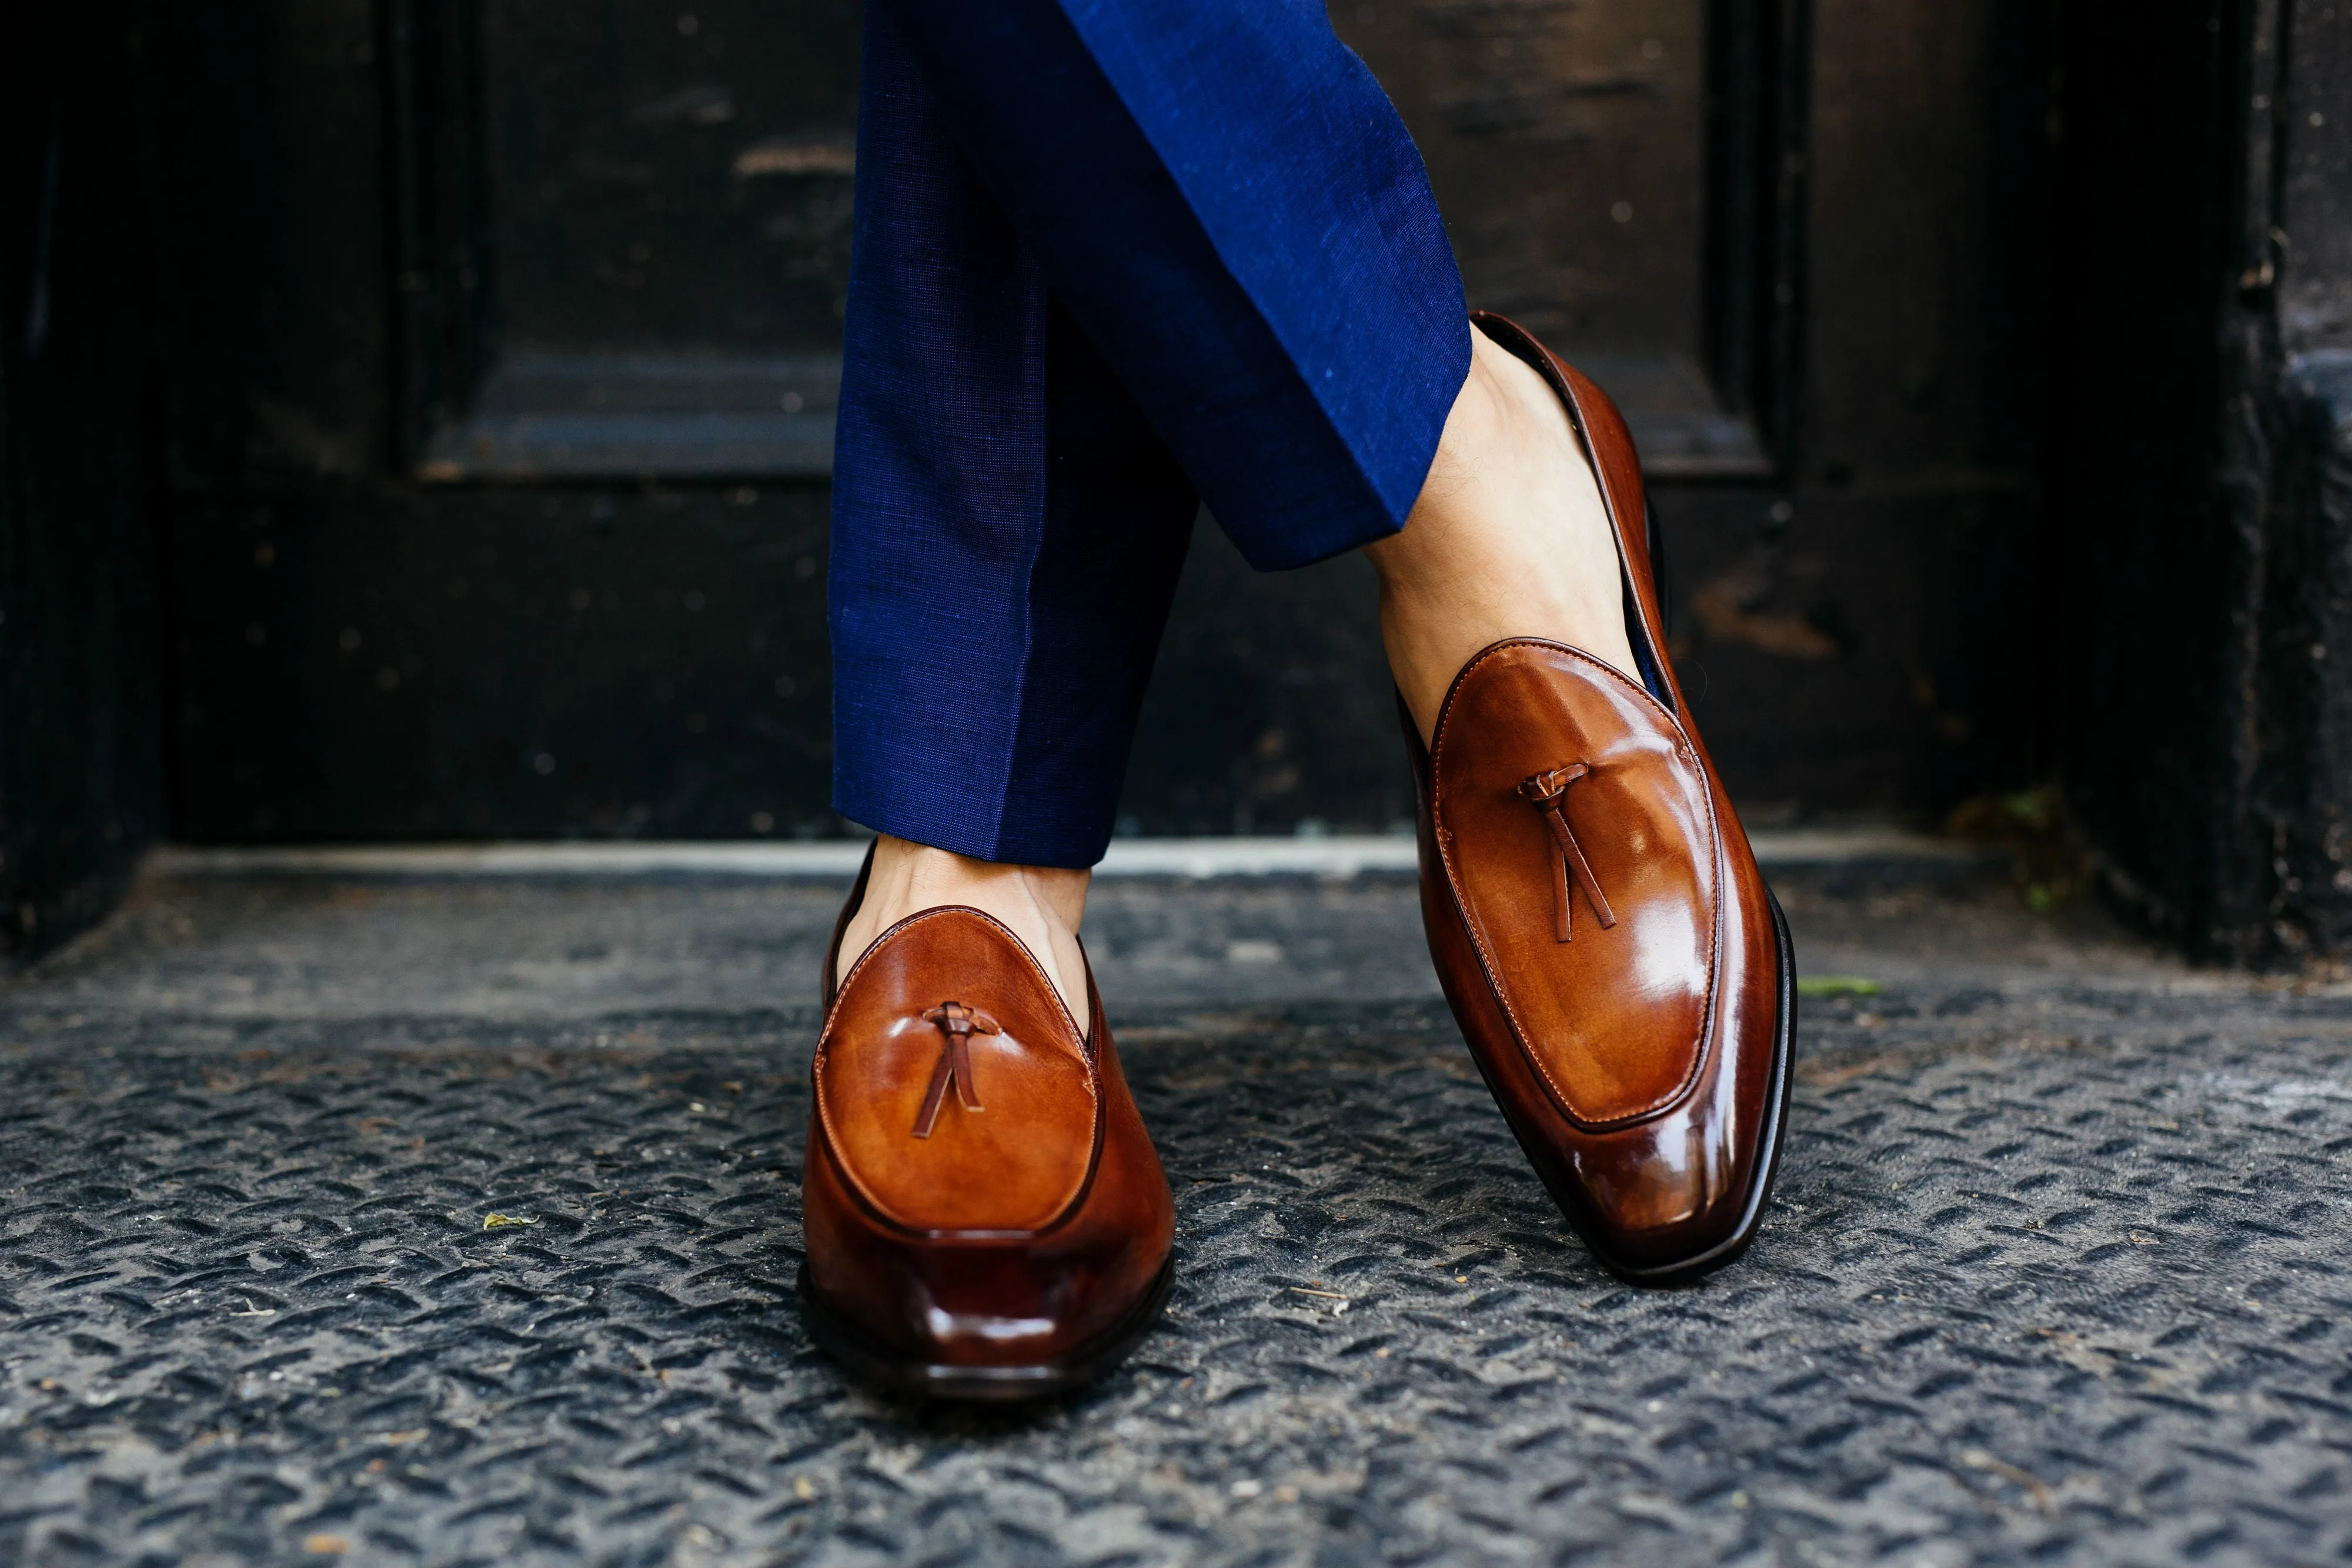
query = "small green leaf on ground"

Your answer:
(1796, 975), (1882, 999)
(482, 1212), (540, 1230)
